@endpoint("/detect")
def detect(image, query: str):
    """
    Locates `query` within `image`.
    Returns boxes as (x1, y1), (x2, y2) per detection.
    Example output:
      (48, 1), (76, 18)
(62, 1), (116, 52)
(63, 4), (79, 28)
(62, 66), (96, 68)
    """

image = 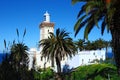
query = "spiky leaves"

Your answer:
(75, 39), (85, 51)
(73, 0), (120, 75)
(10, 28), (29, 70)
(73, 0), (115, 39)
(39, 28), (77, 73)
(10, 43), (29, 69)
